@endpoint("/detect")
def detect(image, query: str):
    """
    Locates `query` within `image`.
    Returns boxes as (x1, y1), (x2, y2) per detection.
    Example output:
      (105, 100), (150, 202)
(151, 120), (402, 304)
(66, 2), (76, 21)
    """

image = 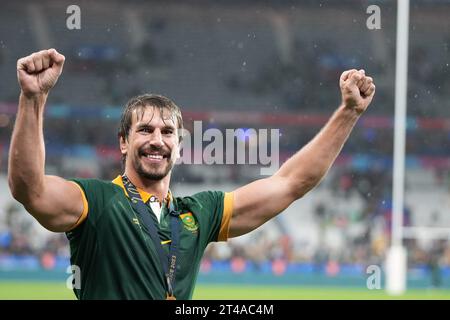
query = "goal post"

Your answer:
(386, 0), (410, 296)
